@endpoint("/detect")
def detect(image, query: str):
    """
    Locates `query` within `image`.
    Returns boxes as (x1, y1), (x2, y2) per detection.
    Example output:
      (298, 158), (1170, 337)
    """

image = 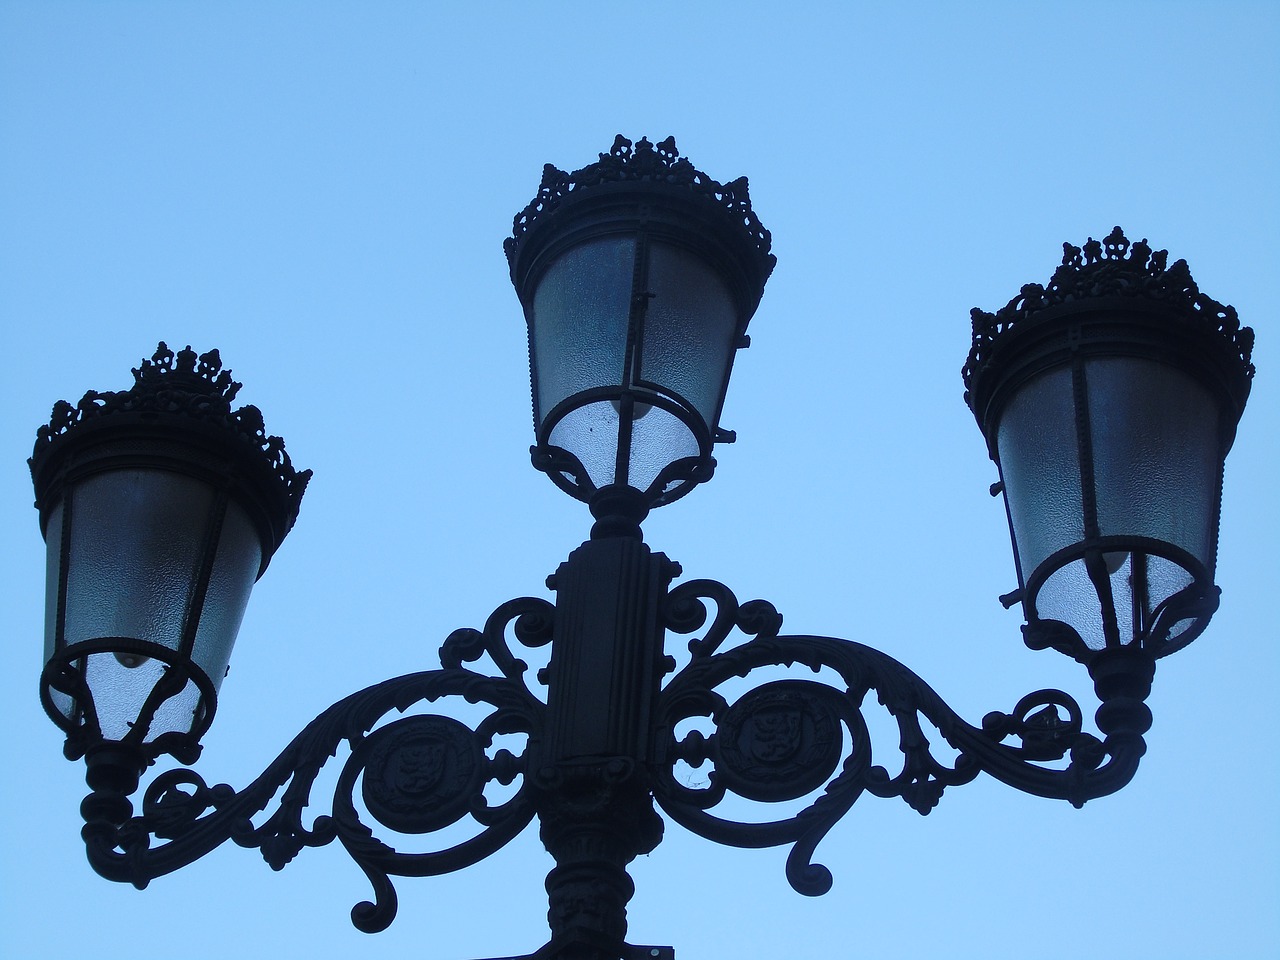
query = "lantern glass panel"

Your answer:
(42, 499), (64, 667)
(638, 241), (738, 425)
(76, 651), (203, 742)
(1086, 356), (1221, 564)
(60, 469), (215, 651)
(1035, 551), (1200, 651)
(44, 468), (262, 742)
(1144, 553), (1201, 643)
(996, 365), (1084, 577)
(1034, 558), (1102, 648)
(190, 496), (262, 688)
(531, 235), (636, 426)
(996, 353), (1223, 653)
(626, 404), (701, 494)
(547, 401), (623, 491)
